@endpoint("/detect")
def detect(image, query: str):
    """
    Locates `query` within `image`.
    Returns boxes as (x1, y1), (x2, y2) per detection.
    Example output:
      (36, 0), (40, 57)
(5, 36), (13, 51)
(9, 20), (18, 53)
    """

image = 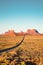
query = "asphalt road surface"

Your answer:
(0, 35), (25, 53)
